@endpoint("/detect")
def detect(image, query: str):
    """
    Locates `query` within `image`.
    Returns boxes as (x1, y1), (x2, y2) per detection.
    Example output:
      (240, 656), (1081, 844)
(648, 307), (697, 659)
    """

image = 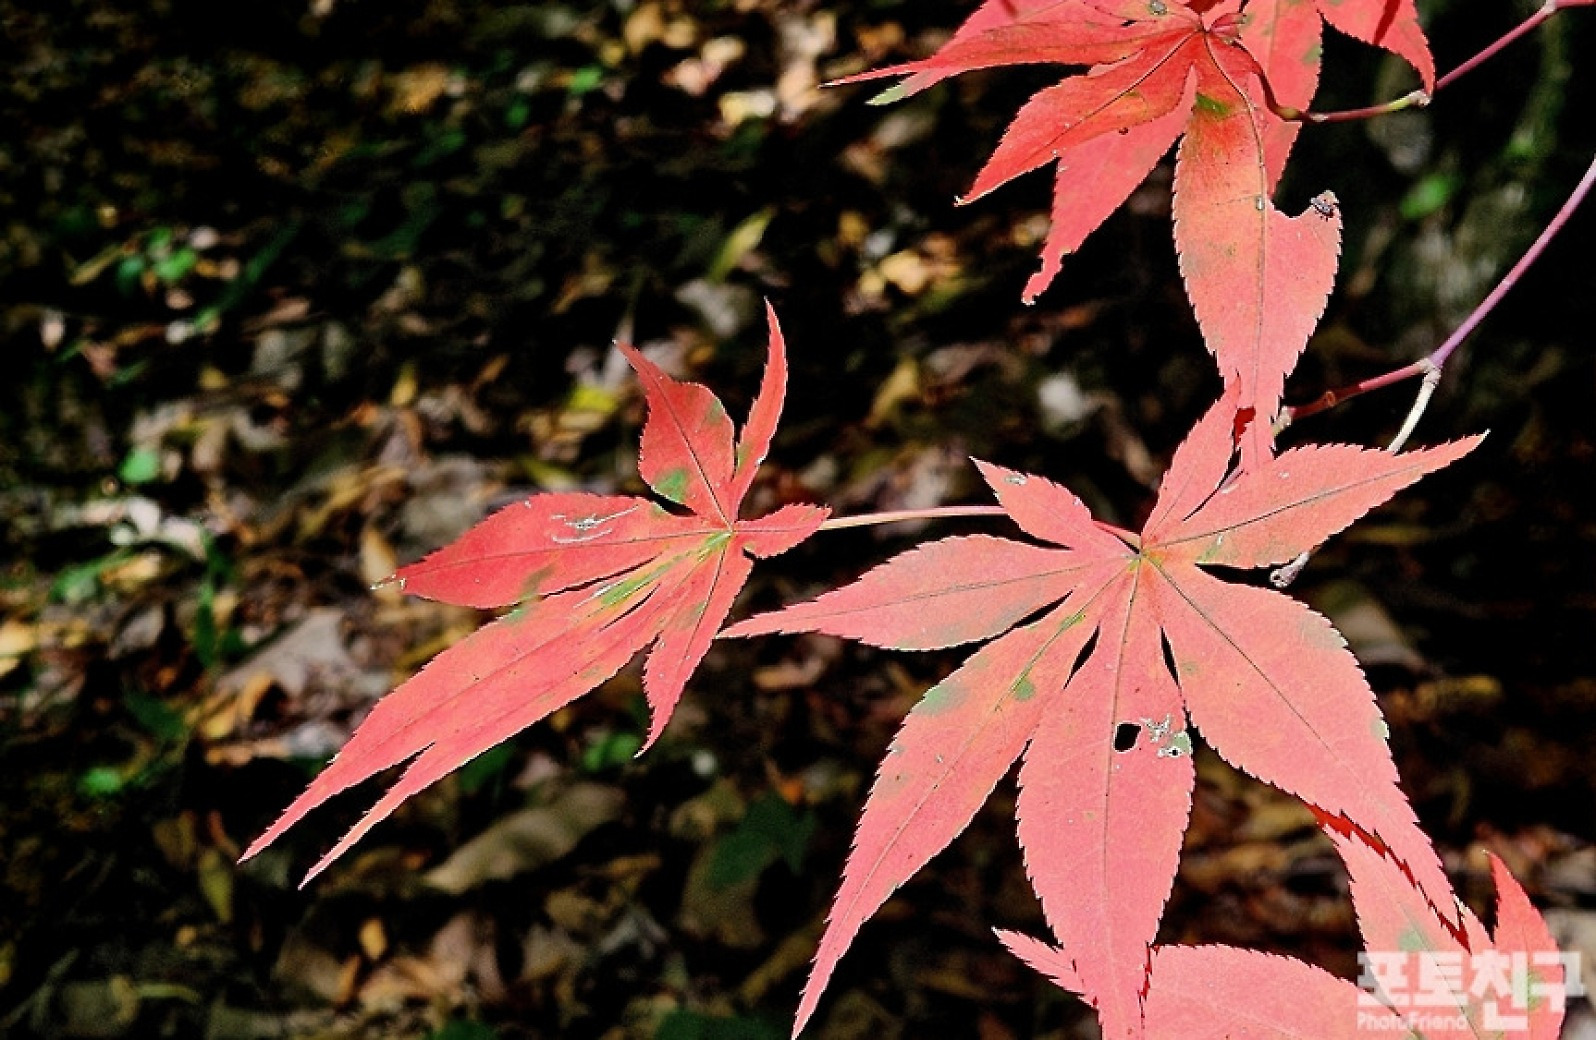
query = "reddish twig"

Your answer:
(1282, 359), (1432, 426)
(1283, 148), (1596, 432)
(1433, 0), (1594, 94)
(1286, 90), (1429, 126)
